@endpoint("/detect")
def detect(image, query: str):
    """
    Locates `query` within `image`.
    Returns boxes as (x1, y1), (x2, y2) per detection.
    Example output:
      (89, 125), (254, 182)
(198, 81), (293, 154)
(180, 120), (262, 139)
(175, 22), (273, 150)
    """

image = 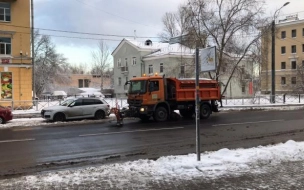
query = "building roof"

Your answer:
(143, 43), (195, 58)
(111, 38), (194, 58)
